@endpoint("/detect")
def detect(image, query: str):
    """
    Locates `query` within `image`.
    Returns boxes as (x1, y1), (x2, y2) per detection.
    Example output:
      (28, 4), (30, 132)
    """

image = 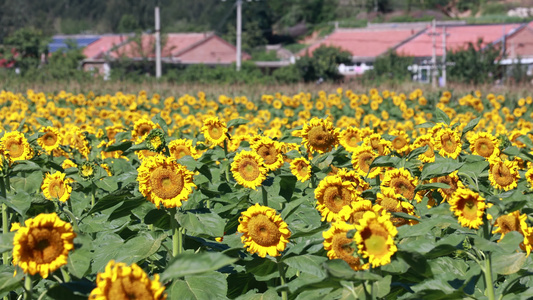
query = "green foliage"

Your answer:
(447, 39), (501, 85)
(272, 64), (301, 84)
(361, 51), (414, 83)
(295, 45), (352, 82)
(3, 27), (50, 72)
